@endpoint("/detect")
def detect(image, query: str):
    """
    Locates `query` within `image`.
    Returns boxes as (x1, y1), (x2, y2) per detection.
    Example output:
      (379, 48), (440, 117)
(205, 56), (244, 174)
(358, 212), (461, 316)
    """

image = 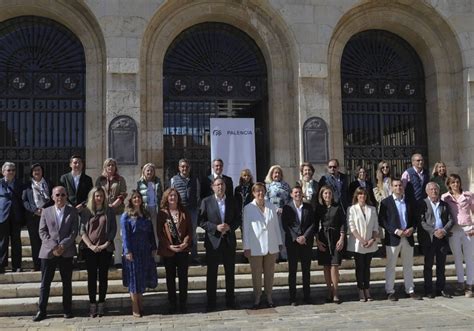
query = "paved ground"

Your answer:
(1, 290), (474, 330)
